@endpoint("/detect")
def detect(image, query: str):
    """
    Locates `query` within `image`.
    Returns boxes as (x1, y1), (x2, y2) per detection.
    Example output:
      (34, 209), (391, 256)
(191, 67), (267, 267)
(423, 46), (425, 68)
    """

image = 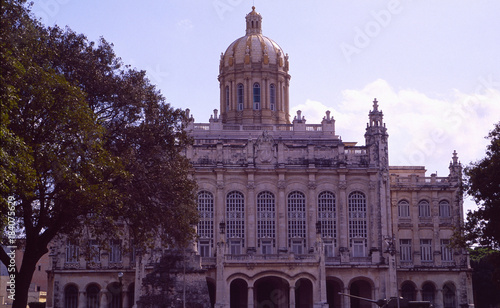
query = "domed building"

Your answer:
(46, 7), (473, 308)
